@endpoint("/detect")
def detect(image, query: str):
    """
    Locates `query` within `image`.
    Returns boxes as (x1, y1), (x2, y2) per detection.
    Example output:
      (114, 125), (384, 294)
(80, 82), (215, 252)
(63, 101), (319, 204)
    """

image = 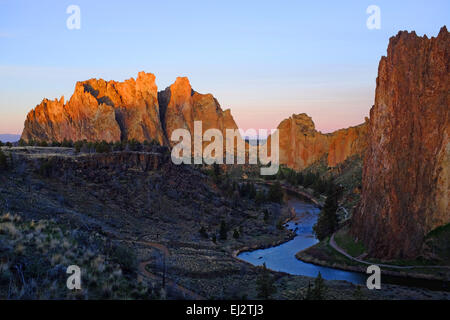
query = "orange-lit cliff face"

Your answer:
(21, 72), (164, 144)
(21, 72), (239, 146)
(352, 27), (449, 259)
(158, 77), (239, 147)
(275, 113), (368, 170)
